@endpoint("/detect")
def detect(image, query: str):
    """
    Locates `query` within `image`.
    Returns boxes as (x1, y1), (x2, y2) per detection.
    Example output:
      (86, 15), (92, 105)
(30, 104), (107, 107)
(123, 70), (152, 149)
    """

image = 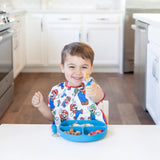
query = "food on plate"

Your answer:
(64, 128), (81, 135)
(88, 129), (103, 135)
